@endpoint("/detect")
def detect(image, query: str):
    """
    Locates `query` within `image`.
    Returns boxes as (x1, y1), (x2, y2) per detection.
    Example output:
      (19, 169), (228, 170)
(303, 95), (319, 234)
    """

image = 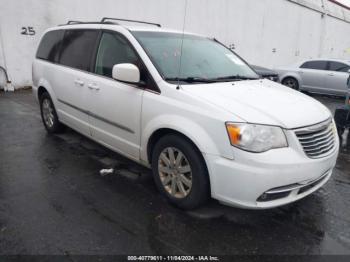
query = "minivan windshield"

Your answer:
(132, 31), (259, 84)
